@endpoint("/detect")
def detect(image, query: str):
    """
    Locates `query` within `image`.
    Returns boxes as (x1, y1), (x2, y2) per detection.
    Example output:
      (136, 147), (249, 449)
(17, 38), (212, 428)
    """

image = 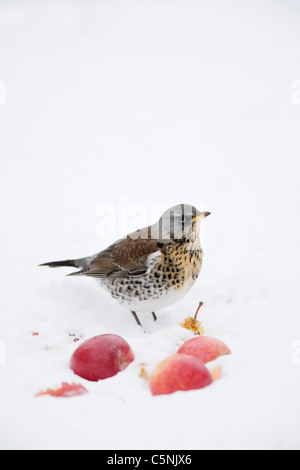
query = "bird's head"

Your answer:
(154, 204), (210, 242)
